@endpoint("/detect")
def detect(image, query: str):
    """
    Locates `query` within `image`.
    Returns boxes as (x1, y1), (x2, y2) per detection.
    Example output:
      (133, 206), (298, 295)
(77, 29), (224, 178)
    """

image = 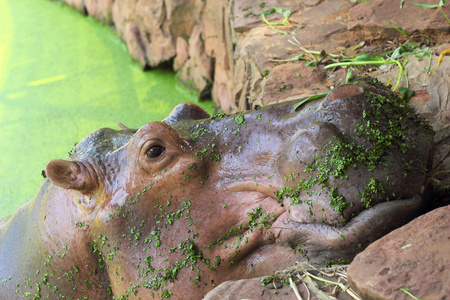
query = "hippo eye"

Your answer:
(147, 145), (165, 158)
